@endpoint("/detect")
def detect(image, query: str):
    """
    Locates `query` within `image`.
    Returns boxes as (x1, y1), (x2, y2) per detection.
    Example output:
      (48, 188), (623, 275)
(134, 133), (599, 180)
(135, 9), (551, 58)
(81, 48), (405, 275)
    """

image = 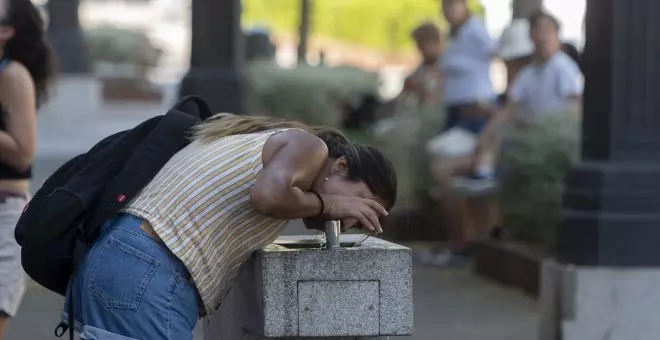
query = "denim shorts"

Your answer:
(62, 214), (202, 340)
(444, 103), (490, 134)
